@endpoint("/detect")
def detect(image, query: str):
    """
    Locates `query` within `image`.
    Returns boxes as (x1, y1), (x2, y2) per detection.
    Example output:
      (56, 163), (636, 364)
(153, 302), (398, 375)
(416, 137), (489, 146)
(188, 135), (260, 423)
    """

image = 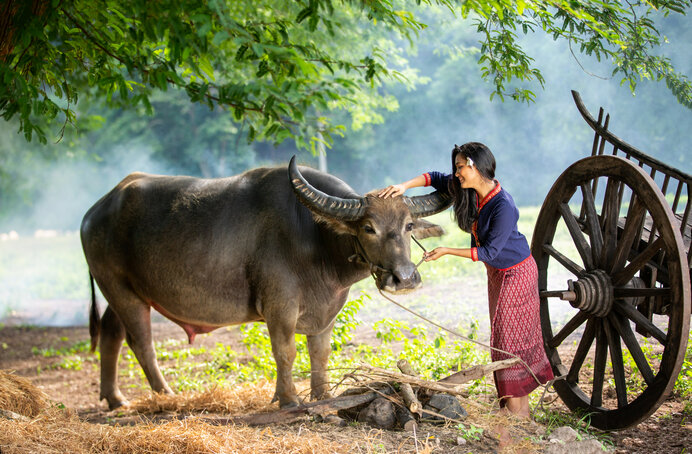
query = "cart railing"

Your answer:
(571, 90), (692, 270)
